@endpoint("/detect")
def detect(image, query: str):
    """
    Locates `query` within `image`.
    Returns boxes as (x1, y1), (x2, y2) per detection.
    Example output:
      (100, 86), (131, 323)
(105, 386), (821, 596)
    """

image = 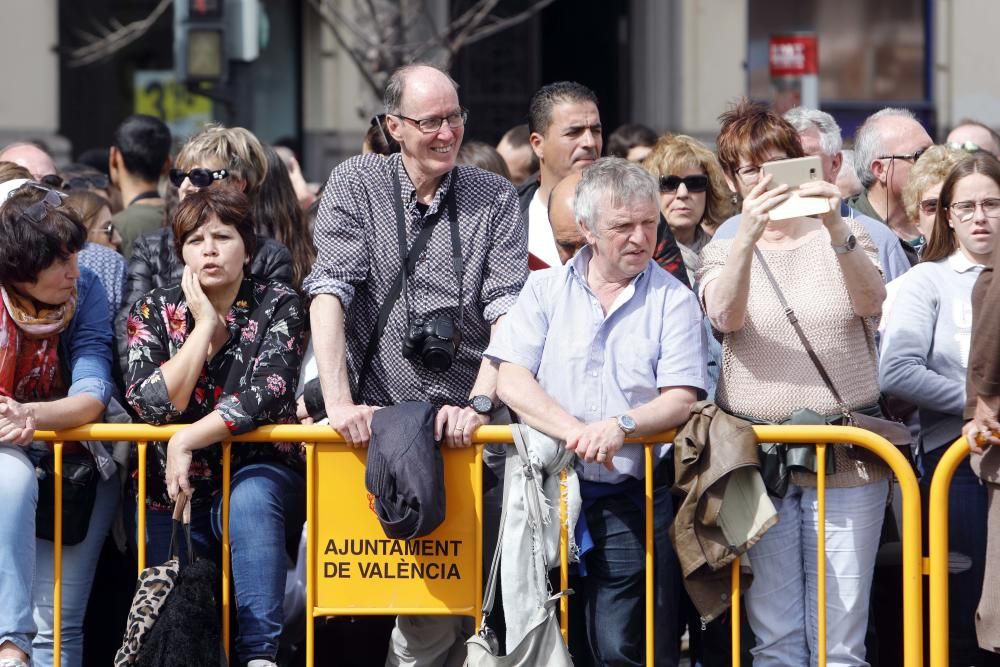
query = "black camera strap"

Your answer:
(355, 166), (461, 399)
